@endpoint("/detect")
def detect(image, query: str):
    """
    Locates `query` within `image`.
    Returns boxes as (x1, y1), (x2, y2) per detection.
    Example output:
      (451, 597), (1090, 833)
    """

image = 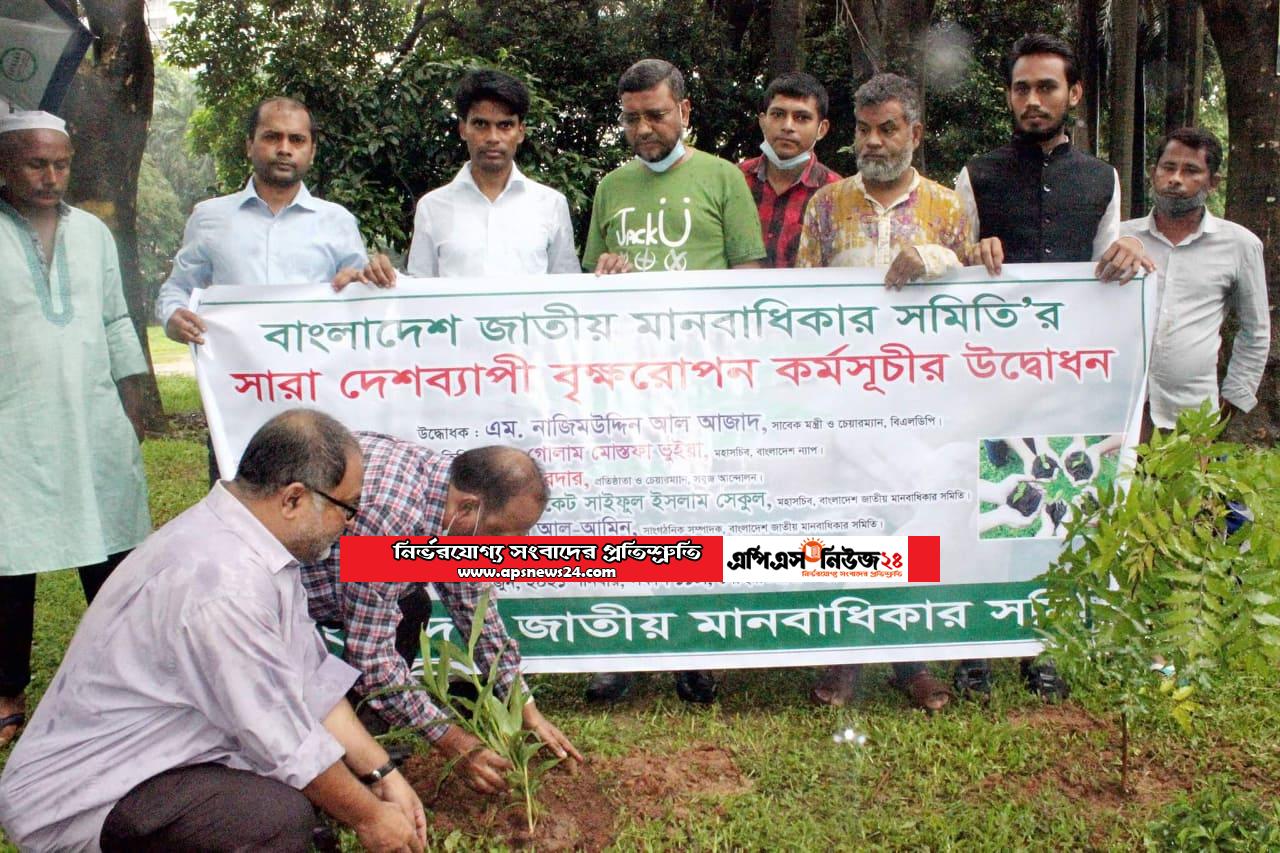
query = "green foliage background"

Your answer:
(137, 64), (216, 295)
(162, 0), (1082, 256)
